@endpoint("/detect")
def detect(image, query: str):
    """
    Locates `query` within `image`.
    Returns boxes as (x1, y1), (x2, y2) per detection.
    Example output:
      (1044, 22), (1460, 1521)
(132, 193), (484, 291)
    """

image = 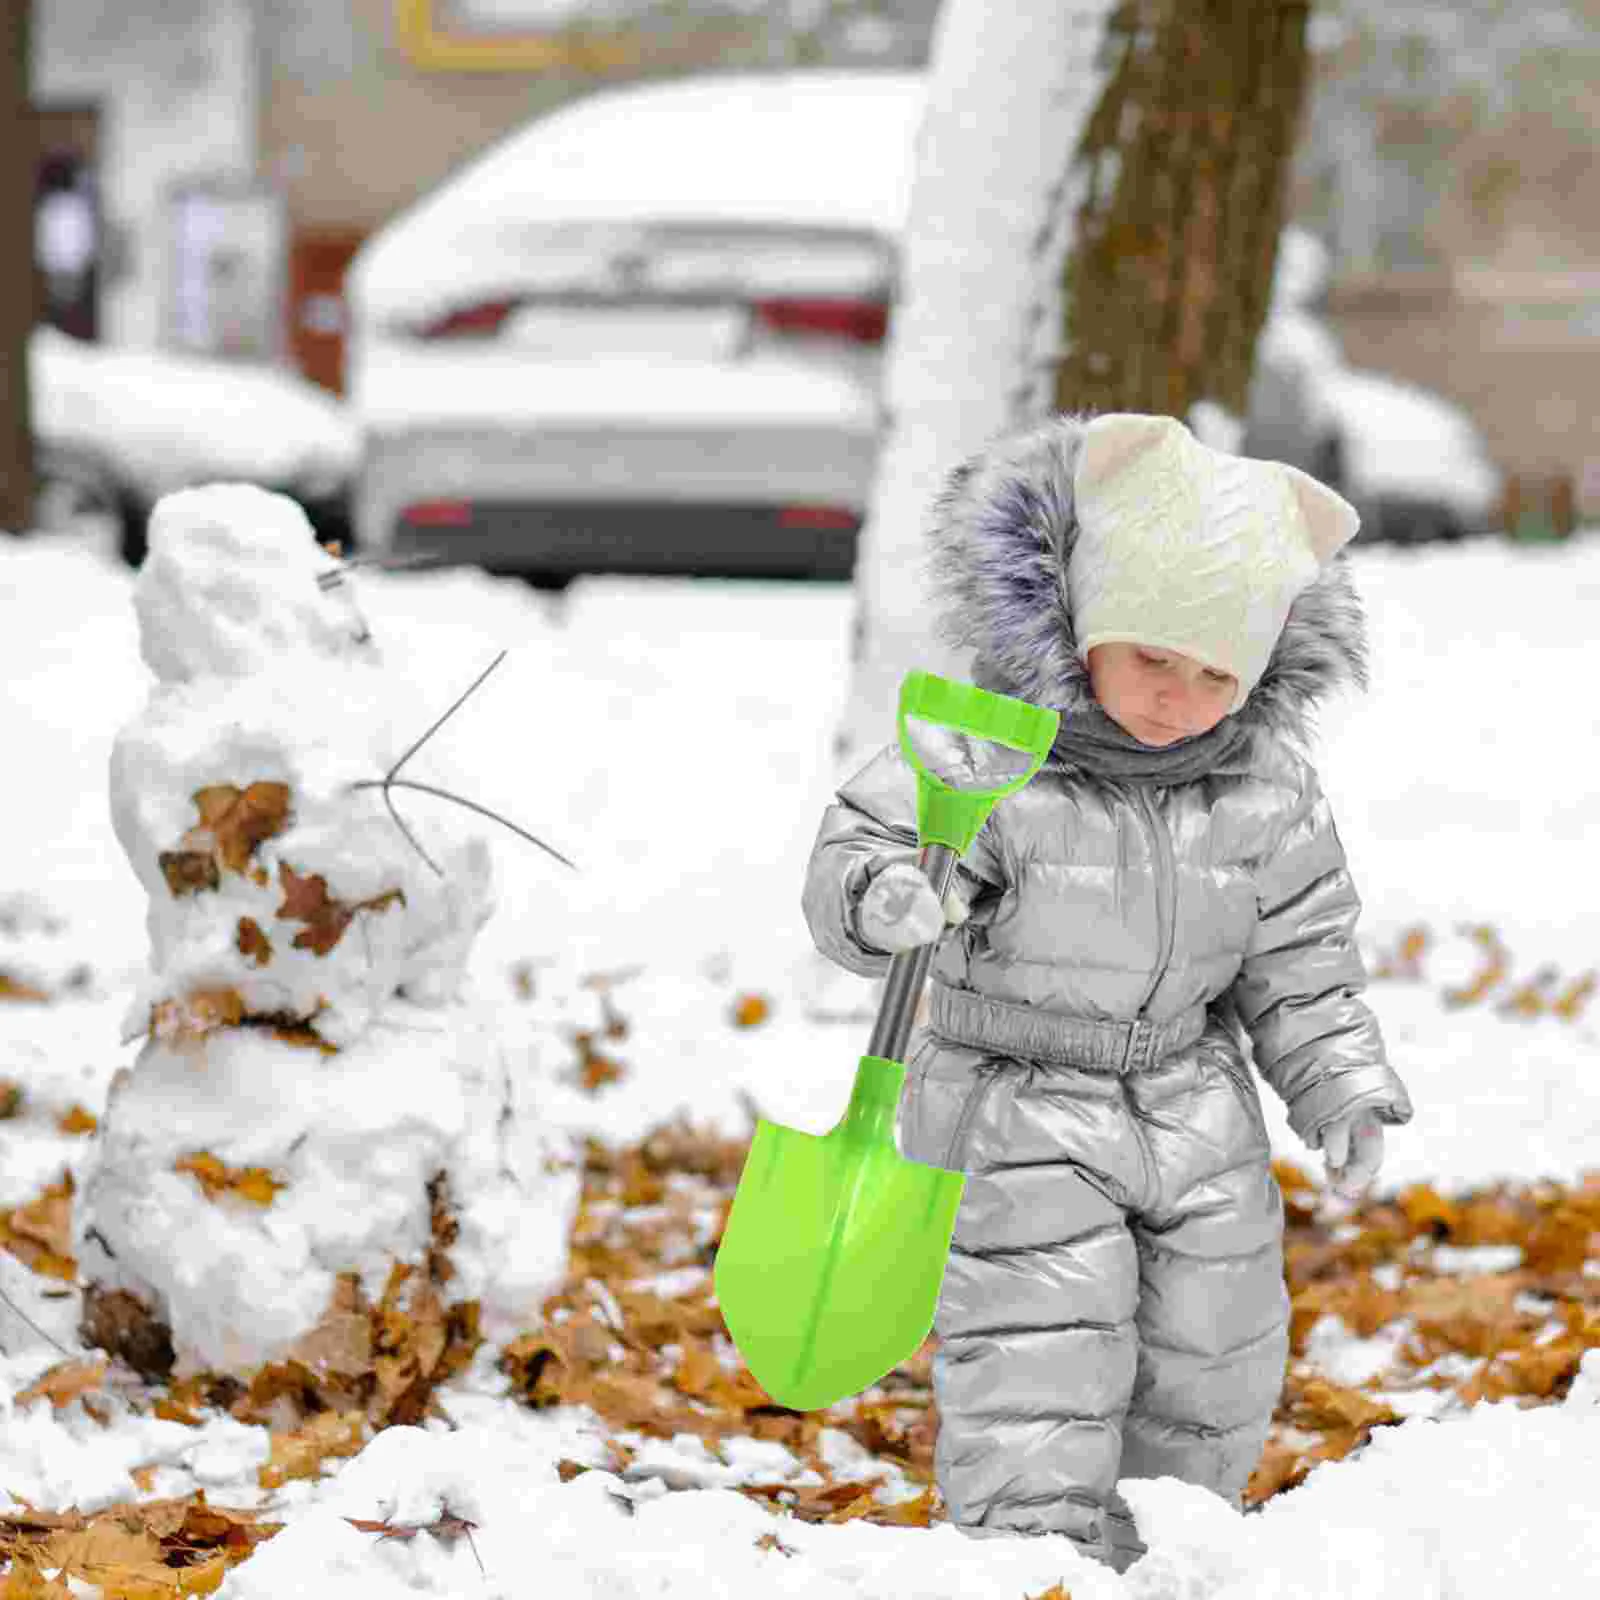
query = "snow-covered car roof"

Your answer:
(30, 327), (359, 503)
(349, 70), (924, 330)
(1319, 367), (1501, 516)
